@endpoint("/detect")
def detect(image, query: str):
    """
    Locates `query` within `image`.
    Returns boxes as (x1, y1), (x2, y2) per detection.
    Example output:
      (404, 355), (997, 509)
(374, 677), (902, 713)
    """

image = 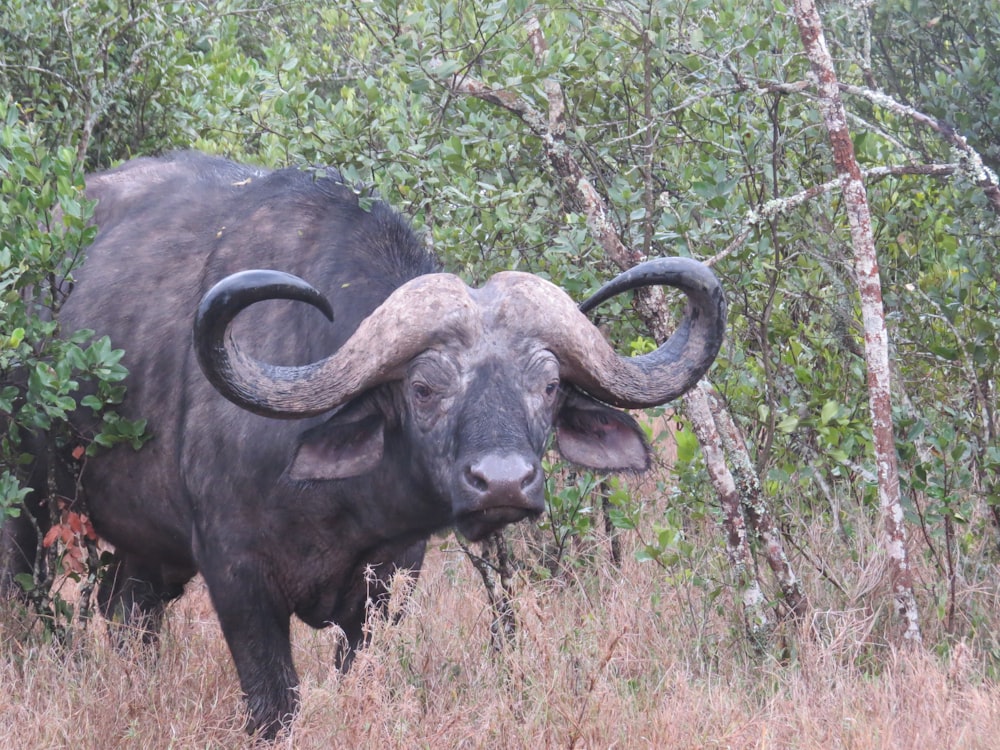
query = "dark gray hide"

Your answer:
(0, 152), (725, 739)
